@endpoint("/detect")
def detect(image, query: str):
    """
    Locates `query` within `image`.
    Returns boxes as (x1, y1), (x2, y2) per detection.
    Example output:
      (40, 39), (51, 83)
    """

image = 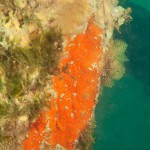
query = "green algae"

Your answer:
(0, 26), (62, 108)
